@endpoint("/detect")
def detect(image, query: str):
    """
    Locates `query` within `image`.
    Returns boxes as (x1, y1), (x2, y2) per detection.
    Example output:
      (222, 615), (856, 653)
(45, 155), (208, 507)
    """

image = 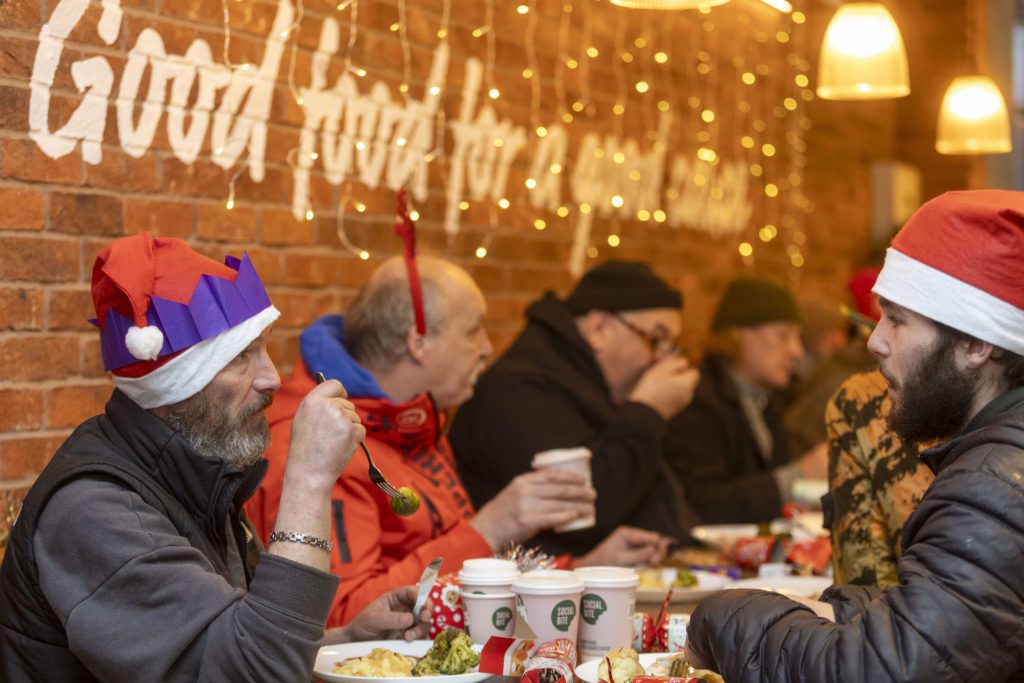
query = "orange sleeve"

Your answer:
(326, 476), (493, 627)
